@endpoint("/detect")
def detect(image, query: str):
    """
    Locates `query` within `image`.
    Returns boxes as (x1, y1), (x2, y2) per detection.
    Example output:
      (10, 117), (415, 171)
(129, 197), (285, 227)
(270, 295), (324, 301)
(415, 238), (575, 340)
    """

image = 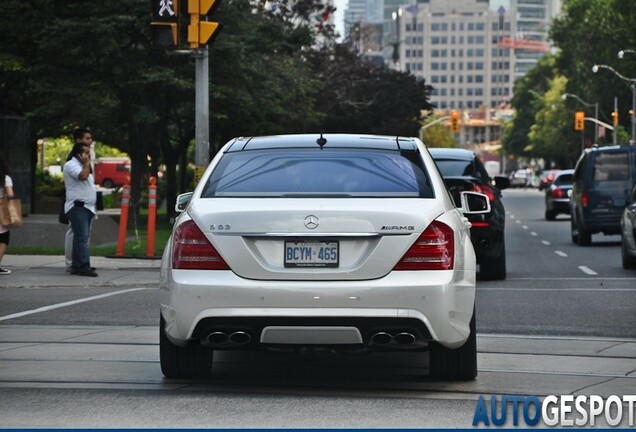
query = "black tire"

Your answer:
(160, 315), (213, 379)
(545, 209), (556, 221)
(479, 241), (506, 281)
(571, 217), (579, 244)
(621, 237), (636, 269)
(577, 225), (592, 246)
(102, 179), (114, 189)
(429, 310), (477, 381)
